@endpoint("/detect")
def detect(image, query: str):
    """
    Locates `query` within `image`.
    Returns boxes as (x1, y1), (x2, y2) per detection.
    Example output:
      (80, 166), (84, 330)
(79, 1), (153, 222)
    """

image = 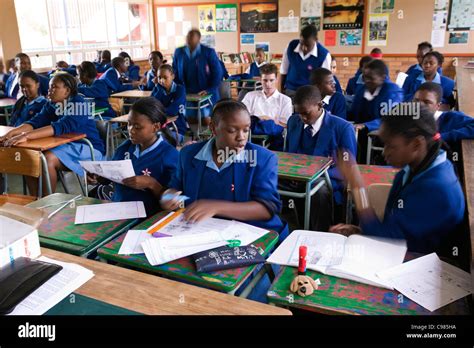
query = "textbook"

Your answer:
(267, 230), (407, 289)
